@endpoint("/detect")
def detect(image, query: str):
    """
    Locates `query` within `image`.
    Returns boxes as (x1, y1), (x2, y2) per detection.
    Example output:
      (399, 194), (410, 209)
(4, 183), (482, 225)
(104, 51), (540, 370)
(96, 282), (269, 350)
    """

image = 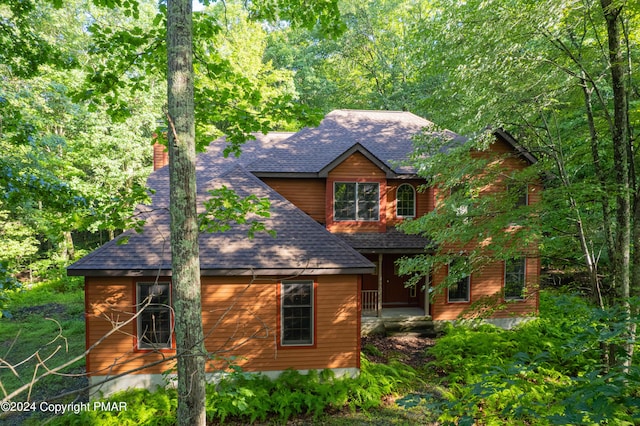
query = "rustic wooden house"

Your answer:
(68, 110), (540, 395)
